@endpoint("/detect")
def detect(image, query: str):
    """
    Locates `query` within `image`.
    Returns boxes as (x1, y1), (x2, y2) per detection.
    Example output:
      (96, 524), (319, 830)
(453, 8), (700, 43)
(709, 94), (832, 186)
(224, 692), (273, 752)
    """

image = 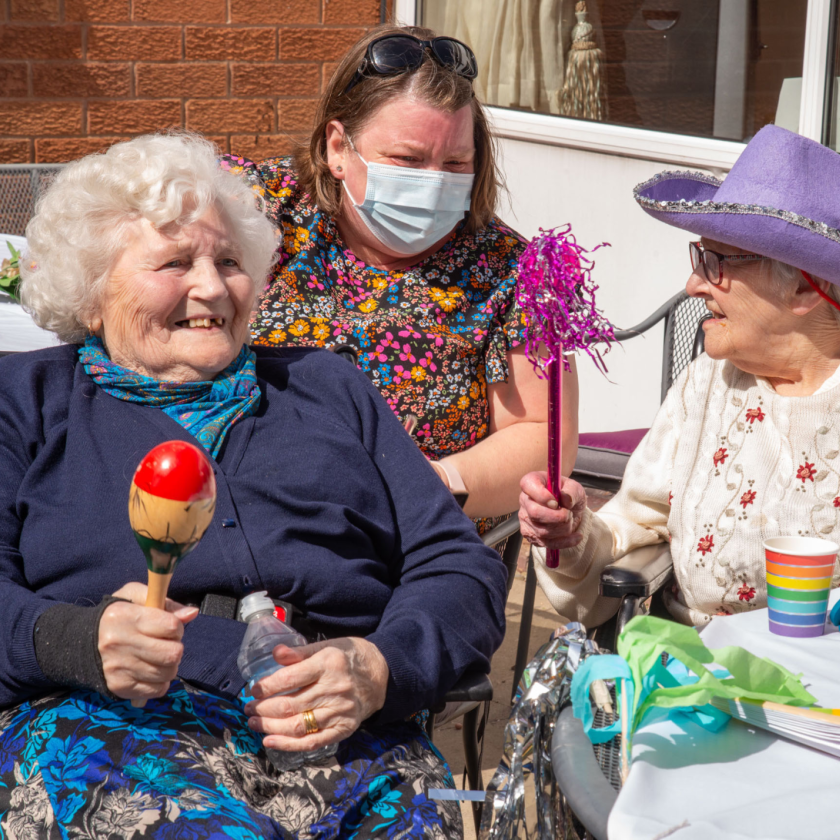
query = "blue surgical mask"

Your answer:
(342, 141), (475, 256)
